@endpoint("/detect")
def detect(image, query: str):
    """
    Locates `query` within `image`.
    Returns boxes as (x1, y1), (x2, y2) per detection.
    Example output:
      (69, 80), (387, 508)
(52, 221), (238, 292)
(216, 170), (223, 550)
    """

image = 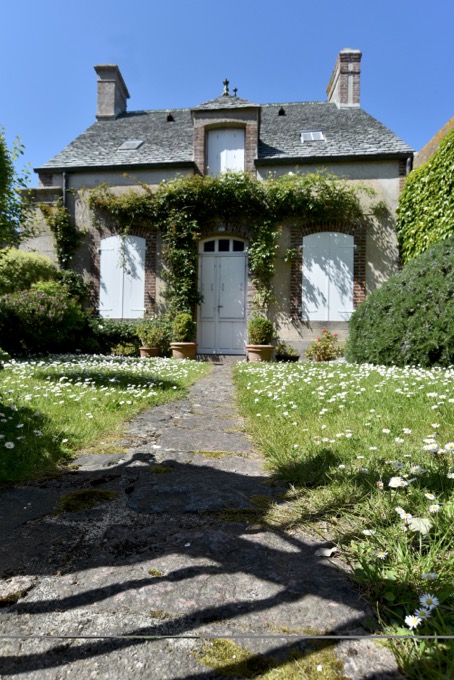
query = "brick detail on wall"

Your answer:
(326, 49), (362, 107)
(399, 158), (407, 193)
(89, 225), (157, 318)
(289, 223), (366, 320)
